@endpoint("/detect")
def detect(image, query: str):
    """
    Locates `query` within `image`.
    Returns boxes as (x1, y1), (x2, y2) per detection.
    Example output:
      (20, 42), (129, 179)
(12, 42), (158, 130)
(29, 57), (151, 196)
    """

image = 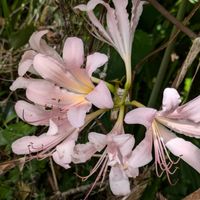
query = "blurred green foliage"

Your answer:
(0, 0), (200, 199)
